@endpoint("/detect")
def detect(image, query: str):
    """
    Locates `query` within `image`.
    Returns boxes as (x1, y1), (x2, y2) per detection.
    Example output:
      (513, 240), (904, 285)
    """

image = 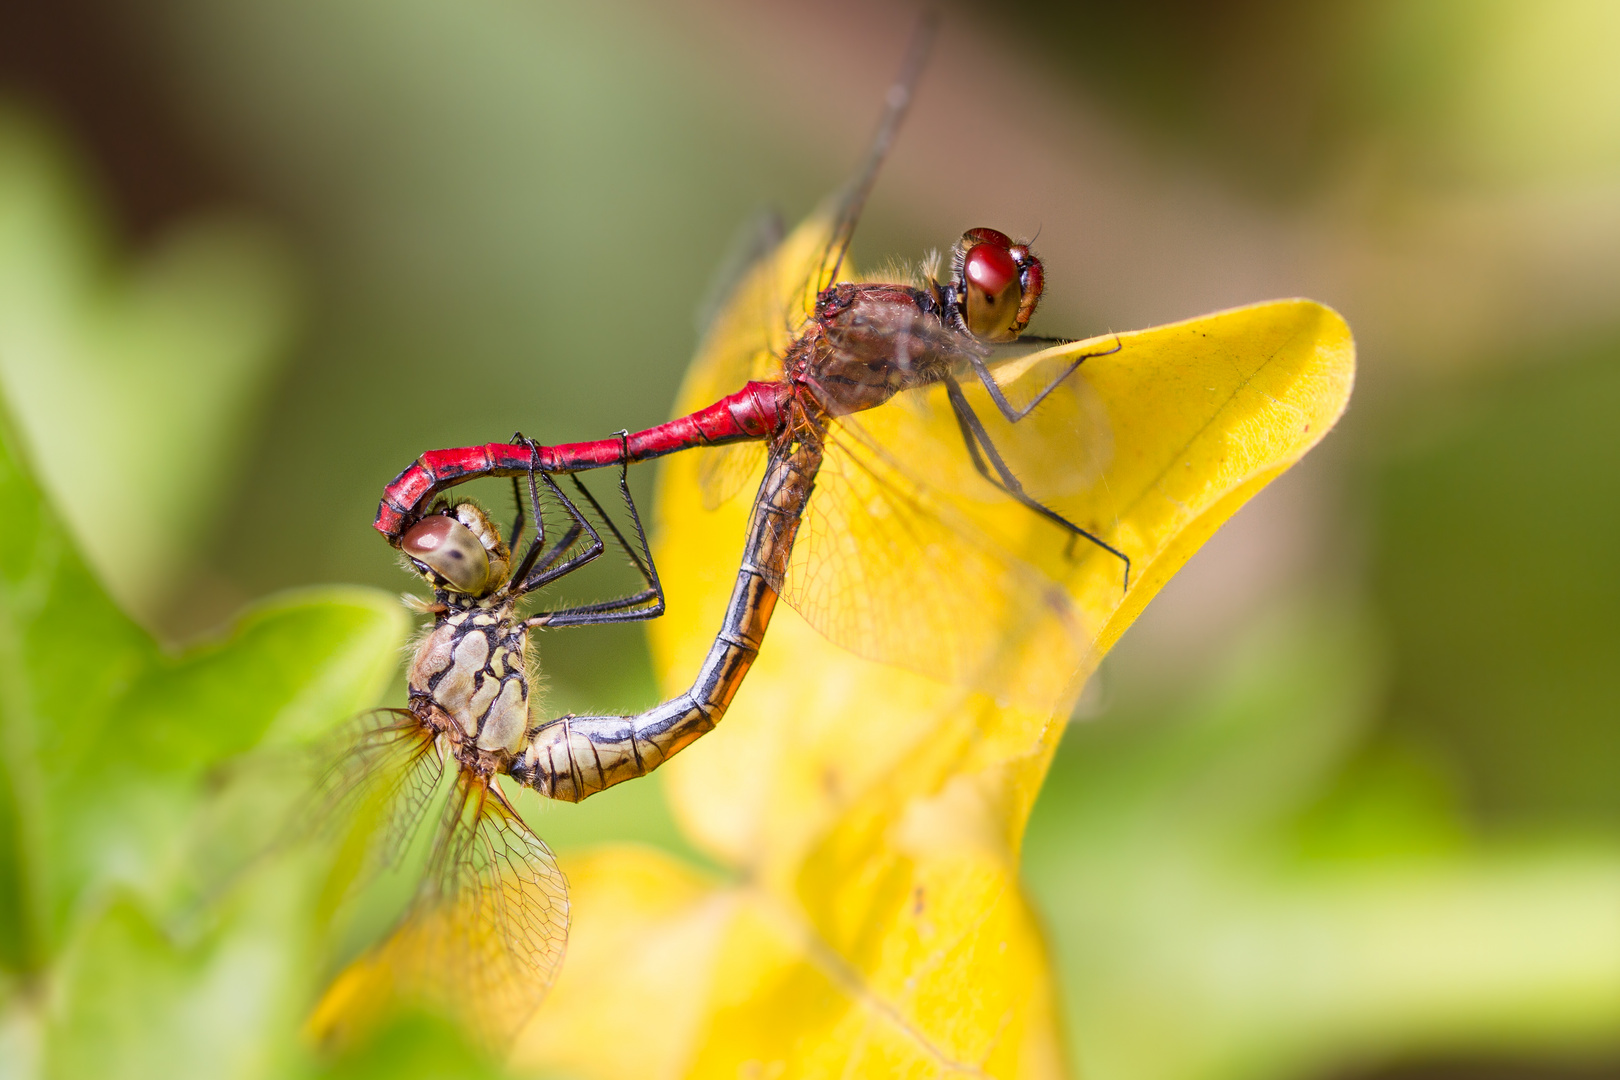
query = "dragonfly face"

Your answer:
(944, 227), (1045, 342)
